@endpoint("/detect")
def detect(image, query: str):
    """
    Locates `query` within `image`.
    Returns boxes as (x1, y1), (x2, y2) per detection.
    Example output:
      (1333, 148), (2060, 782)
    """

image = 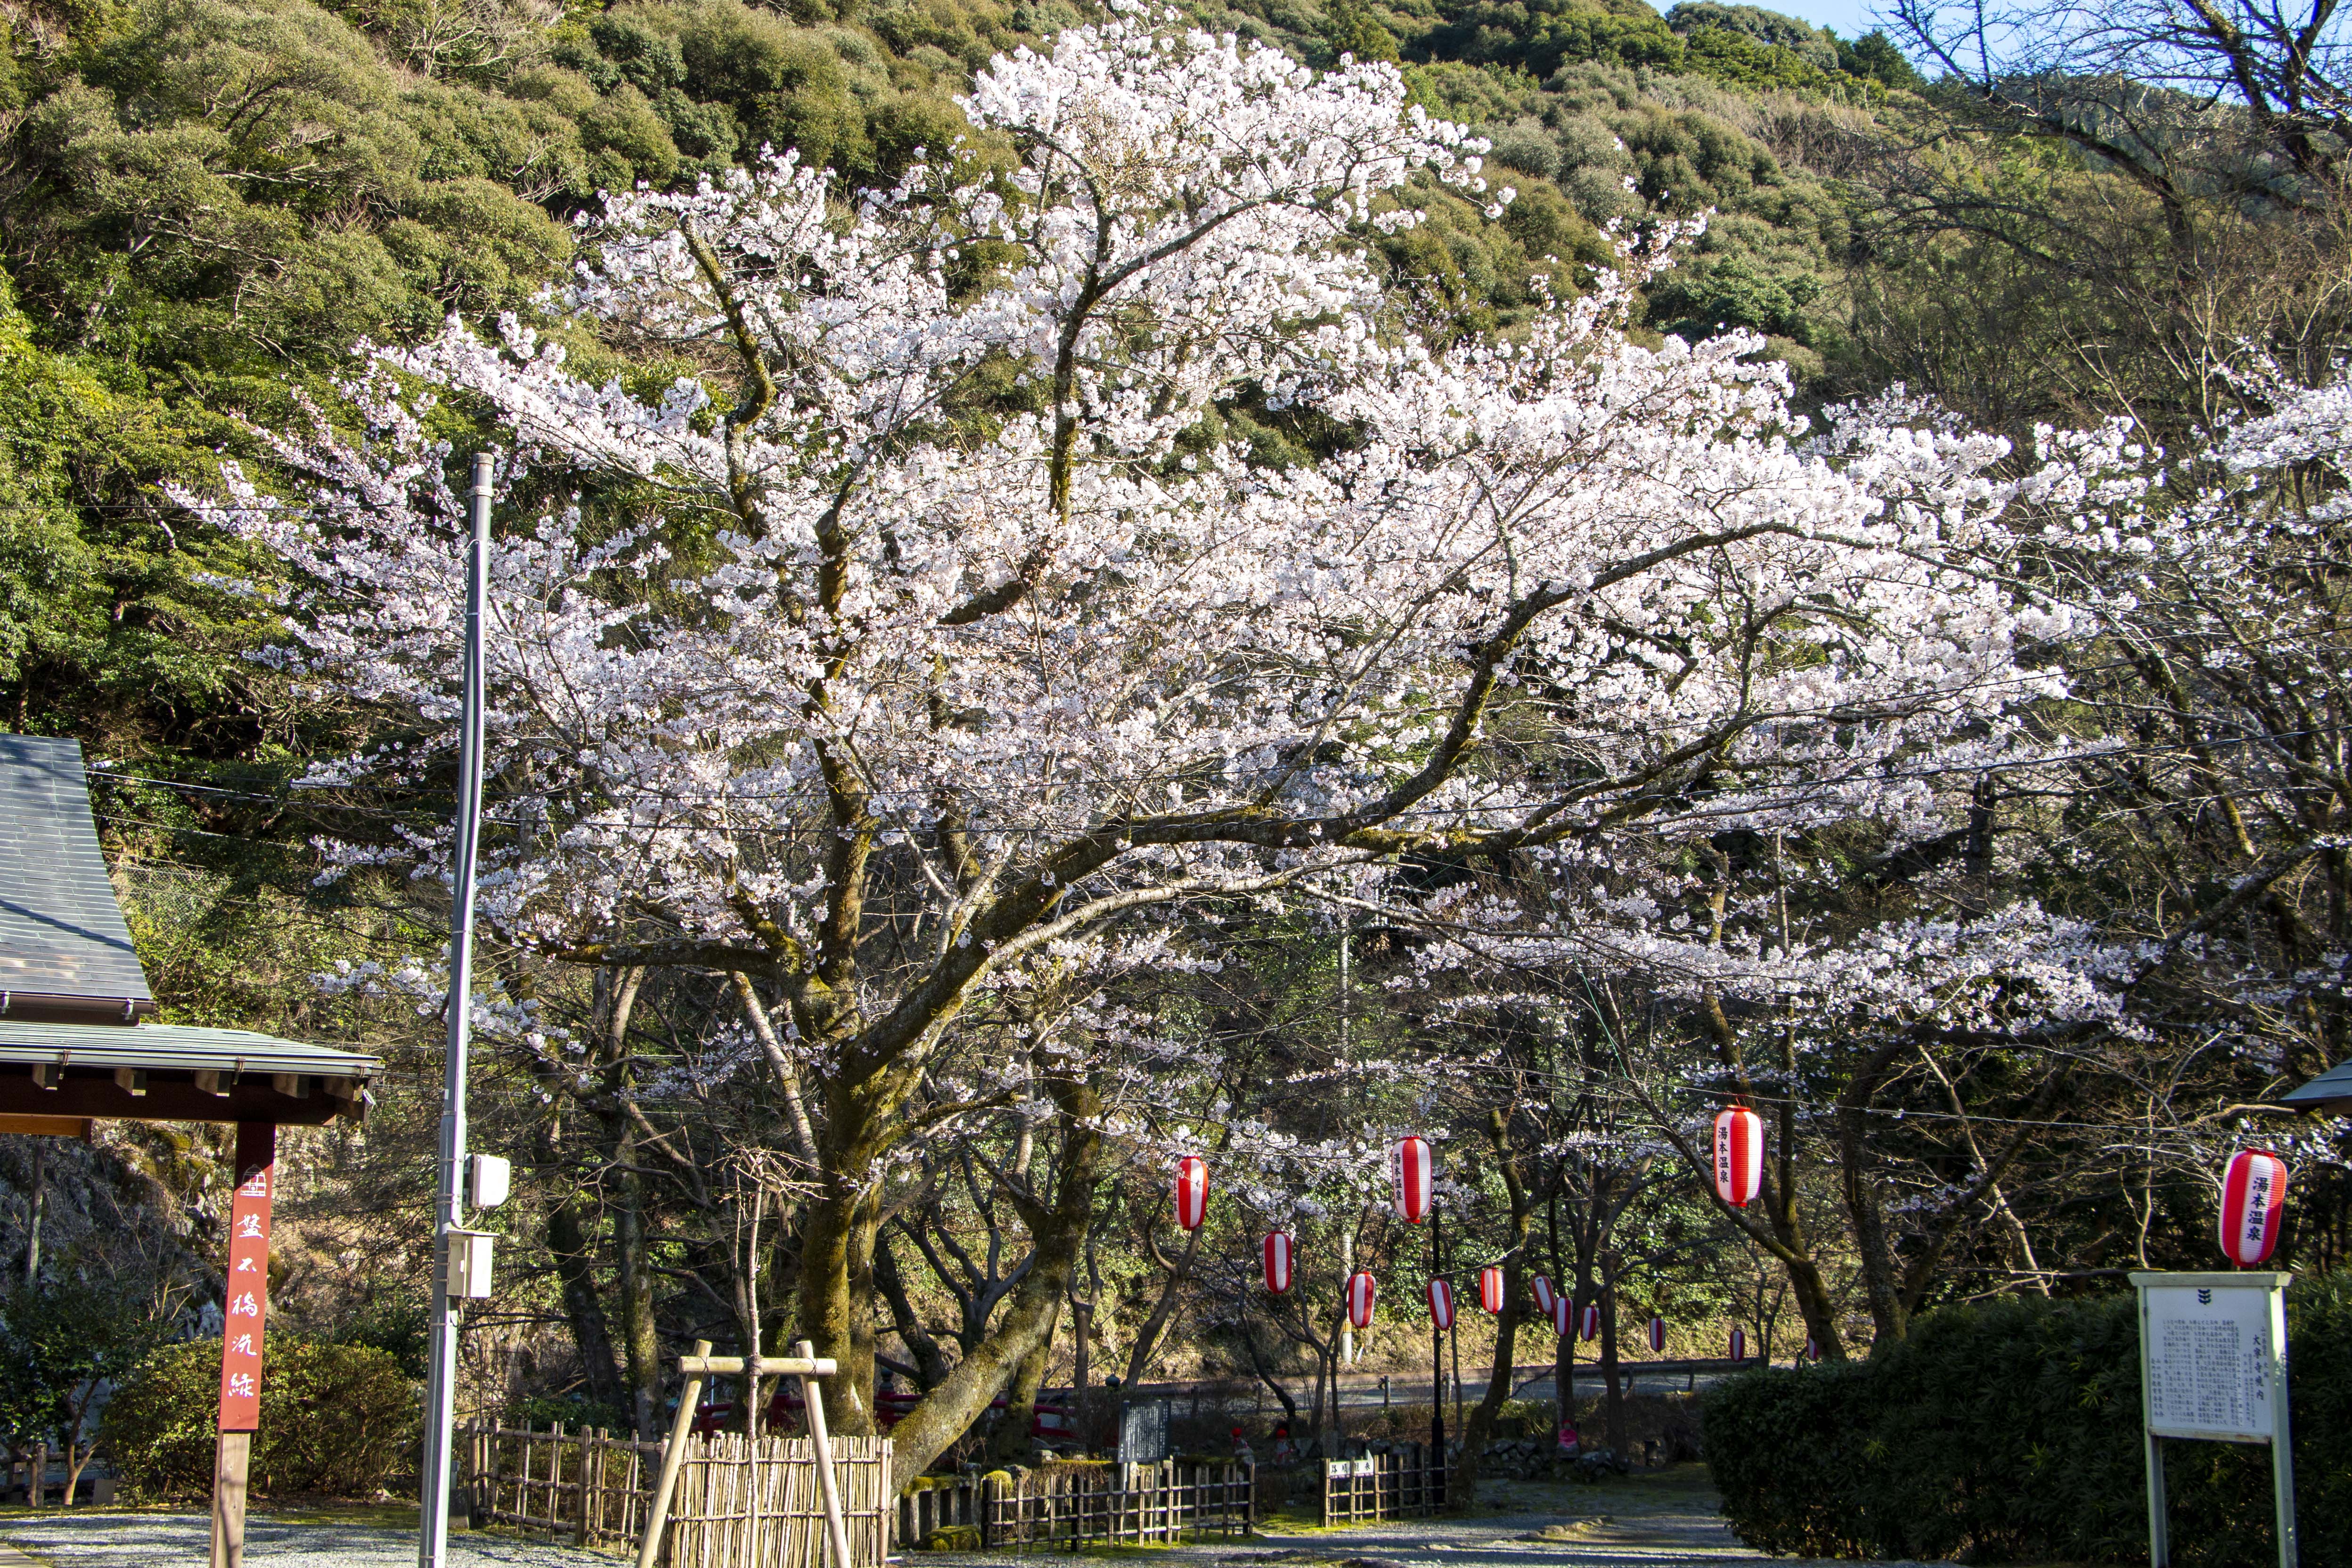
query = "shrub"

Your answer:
(104, 1338), (420, 1501)
(1703, 1280), (2352, 1566)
